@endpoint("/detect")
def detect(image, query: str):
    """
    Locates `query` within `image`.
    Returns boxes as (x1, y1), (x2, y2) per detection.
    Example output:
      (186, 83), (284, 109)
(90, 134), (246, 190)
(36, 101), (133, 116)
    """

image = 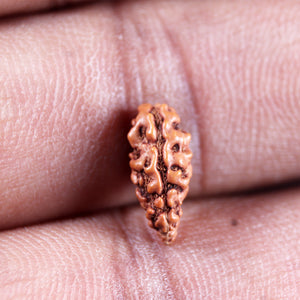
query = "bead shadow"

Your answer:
(70, 107), (137, 216)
